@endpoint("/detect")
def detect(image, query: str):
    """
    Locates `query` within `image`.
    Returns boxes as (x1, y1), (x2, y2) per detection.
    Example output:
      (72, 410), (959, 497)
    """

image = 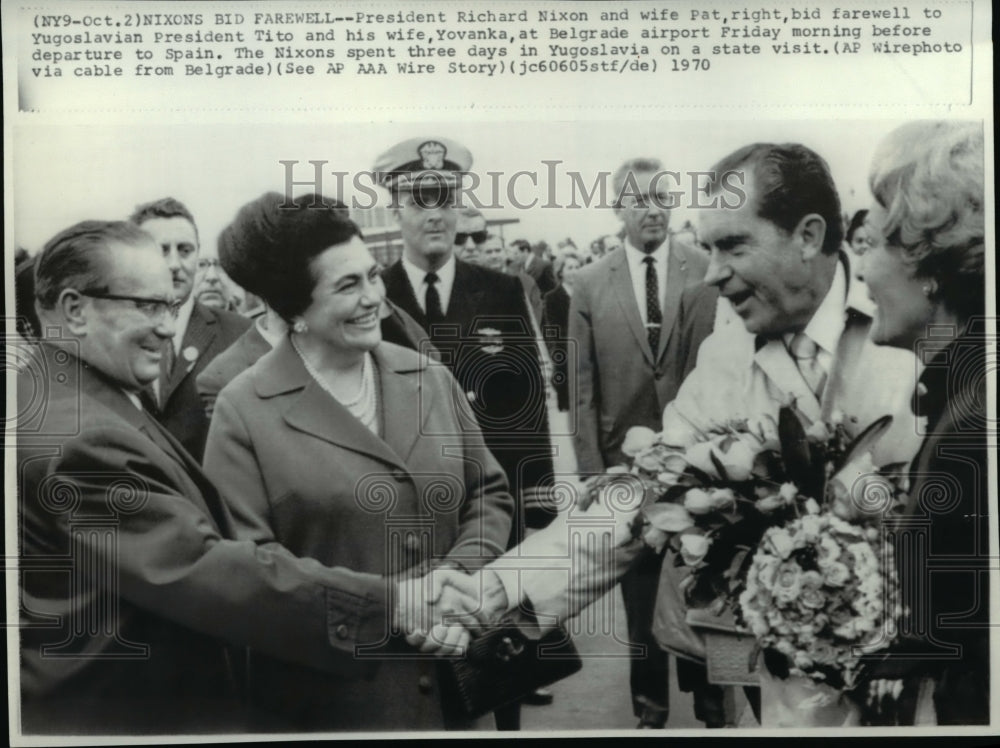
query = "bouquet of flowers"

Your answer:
(582, 405), (907, 634)
(739, 510), (903, 691)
